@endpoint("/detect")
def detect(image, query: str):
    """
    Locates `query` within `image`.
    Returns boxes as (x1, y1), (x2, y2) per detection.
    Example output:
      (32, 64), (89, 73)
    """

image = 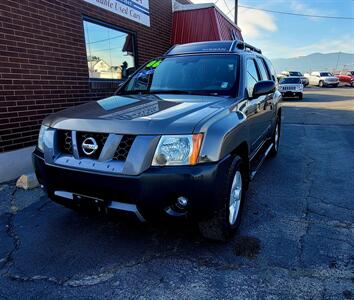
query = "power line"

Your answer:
(220, 0), (234, 17)
(88, 34), (126, 45)
(238, 5), (354, 20)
